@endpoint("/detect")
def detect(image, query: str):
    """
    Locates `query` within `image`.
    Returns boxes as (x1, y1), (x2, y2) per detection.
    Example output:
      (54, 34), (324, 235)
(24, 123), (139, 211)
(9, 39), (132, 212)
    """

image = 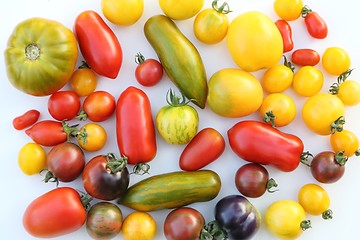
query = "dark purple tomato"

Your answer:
(310, 151), (346, 183)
